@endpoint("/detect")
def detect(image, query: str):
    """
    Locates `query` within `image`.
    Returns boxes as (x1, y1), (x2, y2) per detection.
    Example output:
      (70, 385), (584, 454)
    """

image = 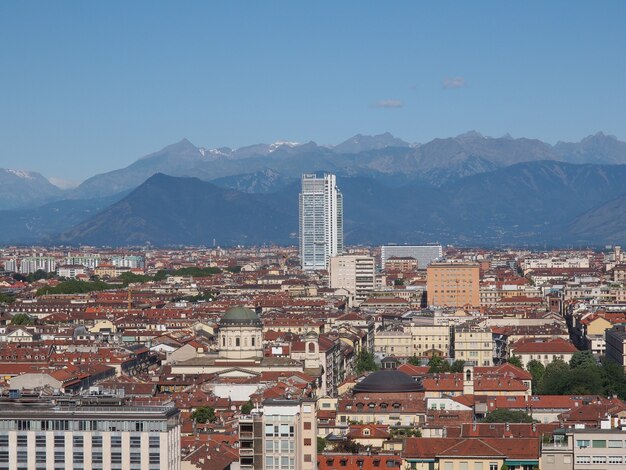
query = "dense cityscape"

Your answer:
(0, 173), (625, 469)
(3, 2), (626, 469)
